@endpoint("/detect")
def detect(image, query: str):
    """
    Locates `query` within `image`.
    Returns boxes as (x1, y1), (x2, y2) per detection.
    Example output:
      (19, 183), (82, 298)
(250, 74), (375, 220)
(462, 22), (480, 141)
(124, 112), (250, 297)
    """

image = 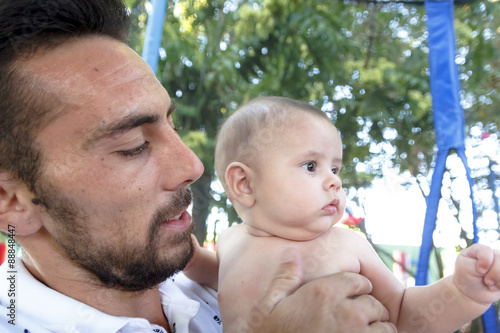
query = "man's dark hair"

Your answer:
(0, 0), (130, 190)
